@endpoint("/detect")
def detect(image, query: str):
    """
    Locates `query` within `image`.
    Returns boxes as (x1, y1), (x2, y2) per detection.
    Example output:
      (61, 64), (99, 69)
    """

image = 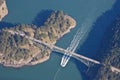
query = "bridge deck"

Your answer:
(6, 30), (120, 73)
(8, 30), (101, 64)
